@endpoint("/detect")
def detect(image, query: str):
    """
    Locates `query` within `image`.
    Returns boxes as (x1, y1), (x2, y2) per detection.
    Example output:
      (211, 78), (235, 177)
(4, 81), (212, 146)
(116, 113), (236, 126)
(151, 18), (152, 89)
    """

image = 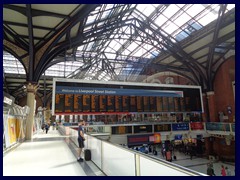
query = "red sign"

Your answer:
(190, 122), (204, 130)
